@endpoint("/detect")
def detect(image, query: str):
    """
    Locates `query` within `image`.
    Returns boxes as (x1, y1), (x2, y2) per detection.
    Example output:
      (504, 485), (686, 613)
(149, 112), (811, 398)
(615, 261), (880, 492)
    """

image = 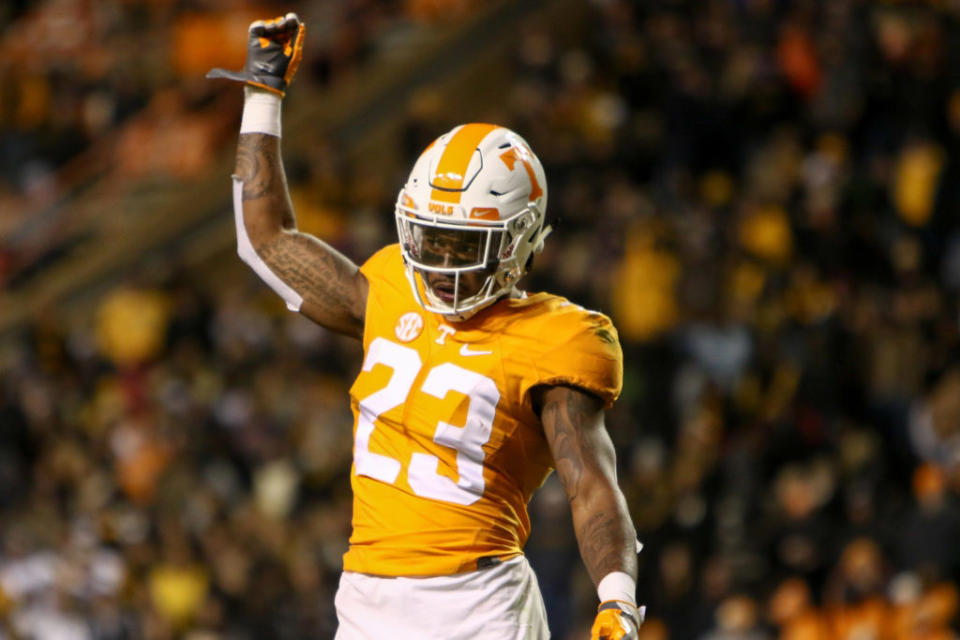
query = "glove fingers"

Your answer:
(591, 608), (638, 640)
(251, 13), (299, 39)
(283, 22), (306, 85)
(249, 19), (266, 36)
(279, 12), (300, 34)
